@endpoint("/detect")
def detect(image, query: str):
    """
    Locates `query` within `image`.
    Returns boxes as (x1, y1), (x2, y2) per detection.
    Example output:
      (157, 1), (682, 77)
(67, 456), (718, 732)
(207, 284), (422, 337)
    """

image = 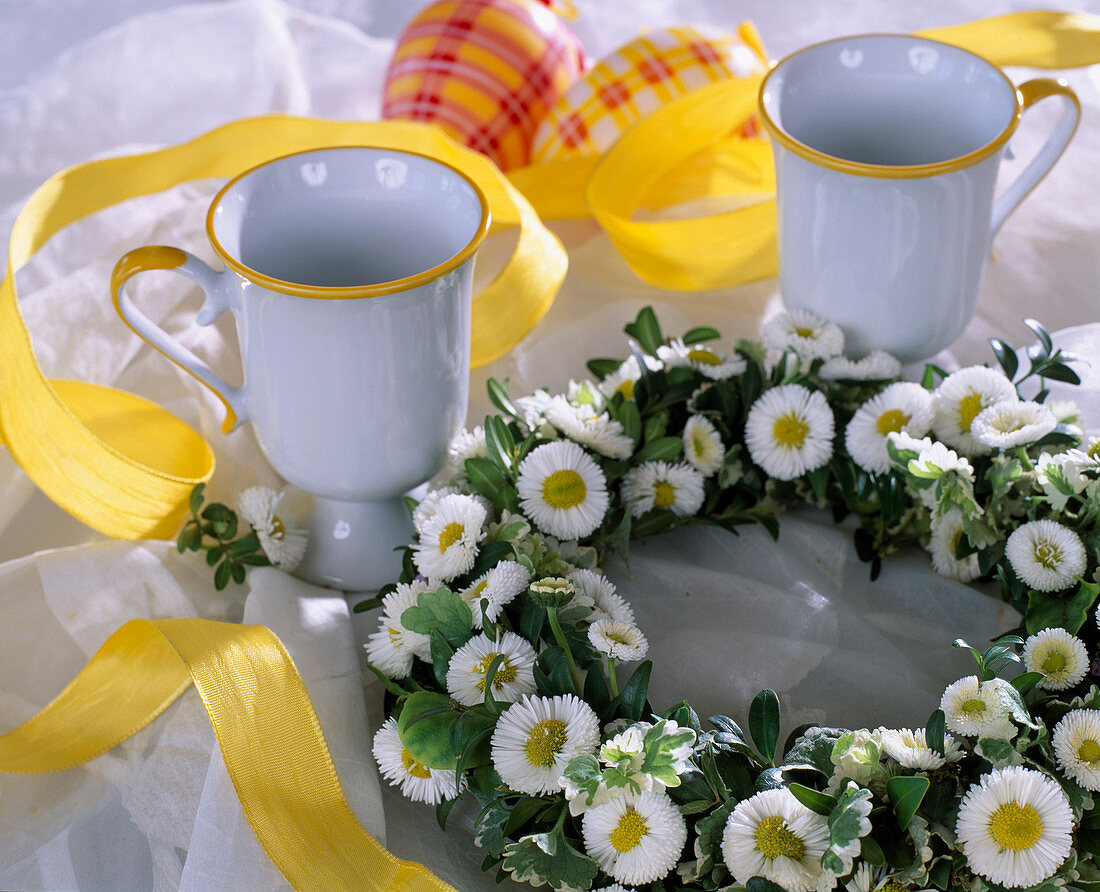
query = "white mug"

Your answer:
(759, 34), (1079, 362)
(112, 146), (490, 590)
